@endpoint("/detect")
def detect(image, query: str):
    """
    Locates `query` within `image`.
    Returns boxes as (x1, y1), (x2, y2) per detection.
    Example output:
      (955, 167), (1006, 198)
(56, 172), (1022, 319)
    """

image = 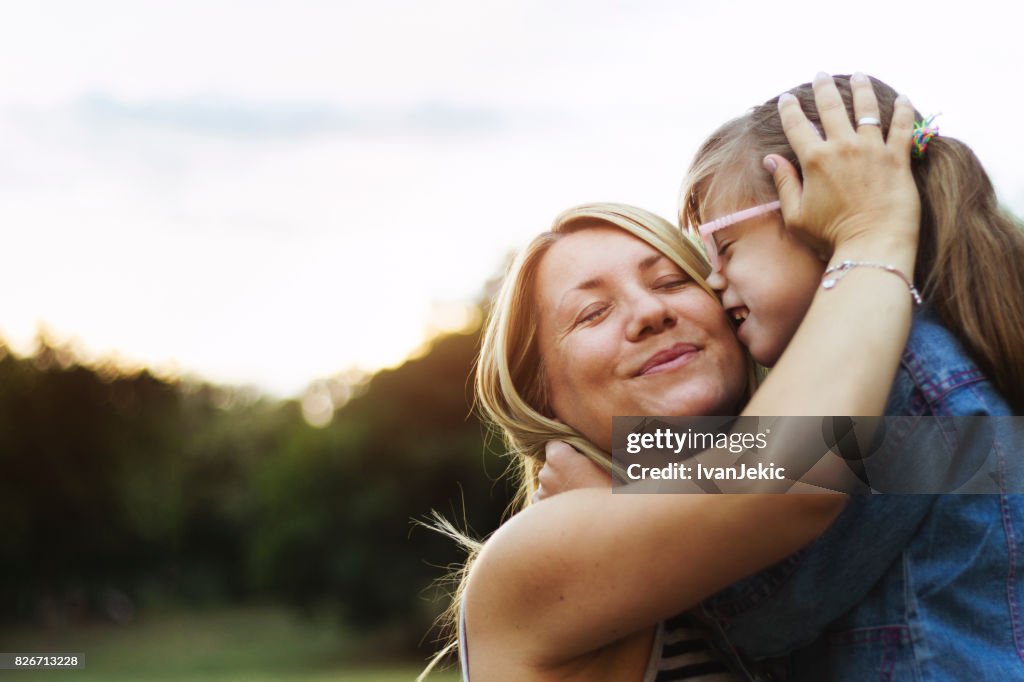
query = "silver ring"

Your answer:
(857, 116), (882, 128)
